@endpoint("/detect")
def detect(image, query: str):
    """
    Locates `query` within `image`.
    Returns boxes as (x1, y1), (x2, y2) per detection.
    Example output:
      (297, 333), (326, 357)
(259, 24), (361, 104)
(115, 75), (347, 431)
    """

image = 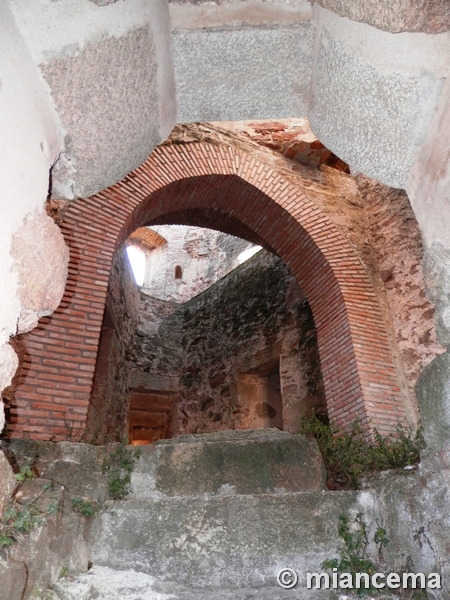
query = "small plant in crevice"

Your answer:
(299, 413), (425, 489)
(0, 484), (59, 549)
(14, 458), (34, 483)
(322, 513), (388, 597)
(71, 497), (101, 517)
(323, 513), (428, 598)
(59, 565), (69, 579)
(102, 439), (141, 500)
(64, 413), (88, 443)
(0, 457), (61, 550)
